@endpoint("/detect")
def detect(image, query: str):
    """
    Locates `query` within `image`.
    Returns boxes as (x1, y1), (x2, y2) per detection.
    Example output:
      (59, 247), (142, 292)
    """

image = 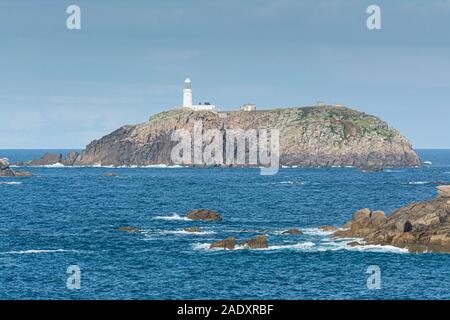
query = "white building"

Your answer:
(182, 78), (216, 111)
(240, 103), (256, 111)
